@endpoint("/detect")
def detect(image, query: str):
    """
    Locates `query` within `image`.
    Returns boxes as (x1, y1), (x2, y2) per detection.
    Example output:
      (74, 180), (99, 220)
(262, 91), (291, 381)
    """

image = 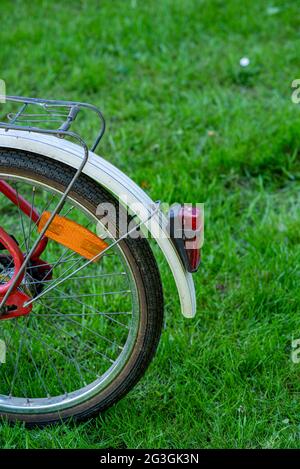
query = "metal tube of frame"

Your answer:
(2, 96), (106, 152)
